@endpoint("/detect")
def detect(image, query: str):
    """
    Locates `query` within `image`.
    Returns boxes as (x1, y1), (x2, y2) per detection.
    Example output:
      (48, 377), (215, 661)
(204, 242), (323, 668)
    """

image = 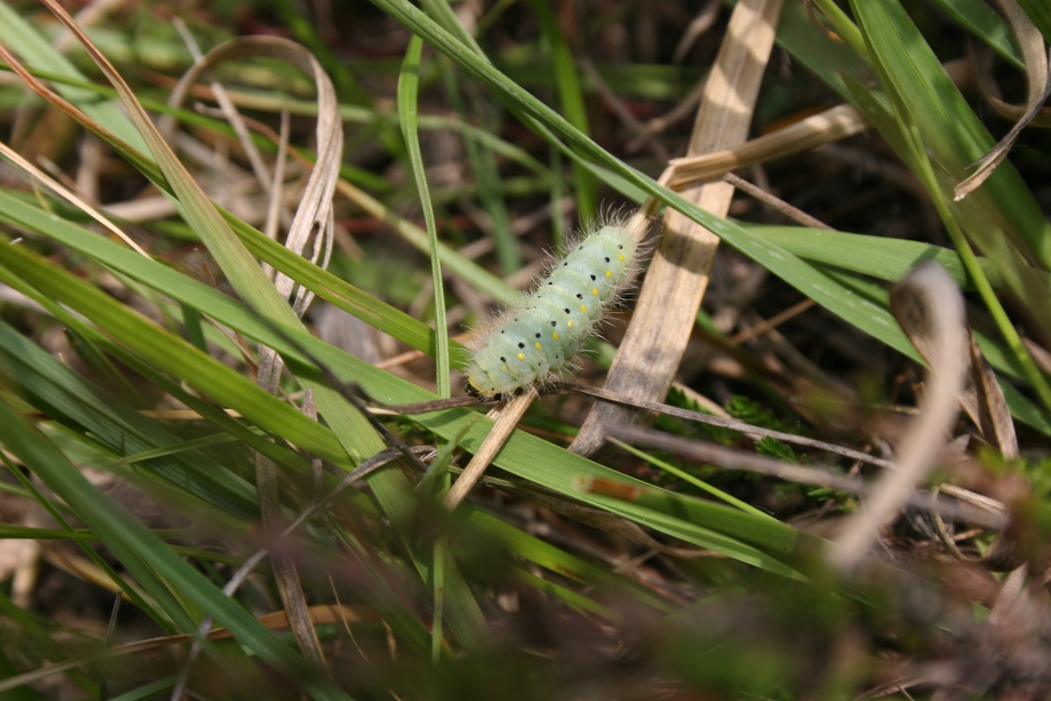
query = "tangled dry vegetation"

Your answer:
(1, 0), (1050, 699)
